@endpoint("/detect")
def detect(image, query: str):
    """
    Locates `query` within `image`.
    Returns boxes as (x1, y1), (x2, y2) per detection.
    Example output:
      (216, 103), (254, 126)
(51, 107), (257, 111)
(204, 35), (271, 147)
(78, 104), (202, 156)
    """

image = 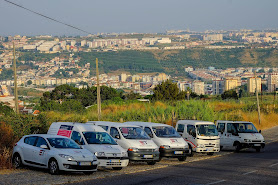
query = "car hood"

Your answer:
(239, 133), (264, 141)
(154, 137), (188, 148)
(127, 139), (158, 149)
(85, 144), (125, 154)
(55, 148), (95, 160)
